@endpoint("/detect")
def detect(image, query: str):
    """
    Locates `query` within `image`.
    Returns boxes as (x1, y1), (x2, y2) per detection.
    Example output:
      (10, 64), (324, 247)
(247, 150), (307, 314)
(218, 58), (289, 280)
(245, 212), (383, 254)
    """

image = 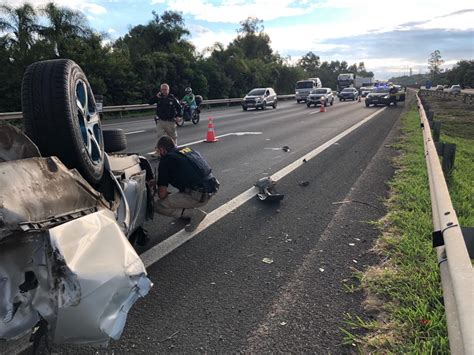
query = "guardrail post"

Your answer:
(433, 121), (442, 142)
(441, 143), (456, 175)
(460, 227), (474, 258)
